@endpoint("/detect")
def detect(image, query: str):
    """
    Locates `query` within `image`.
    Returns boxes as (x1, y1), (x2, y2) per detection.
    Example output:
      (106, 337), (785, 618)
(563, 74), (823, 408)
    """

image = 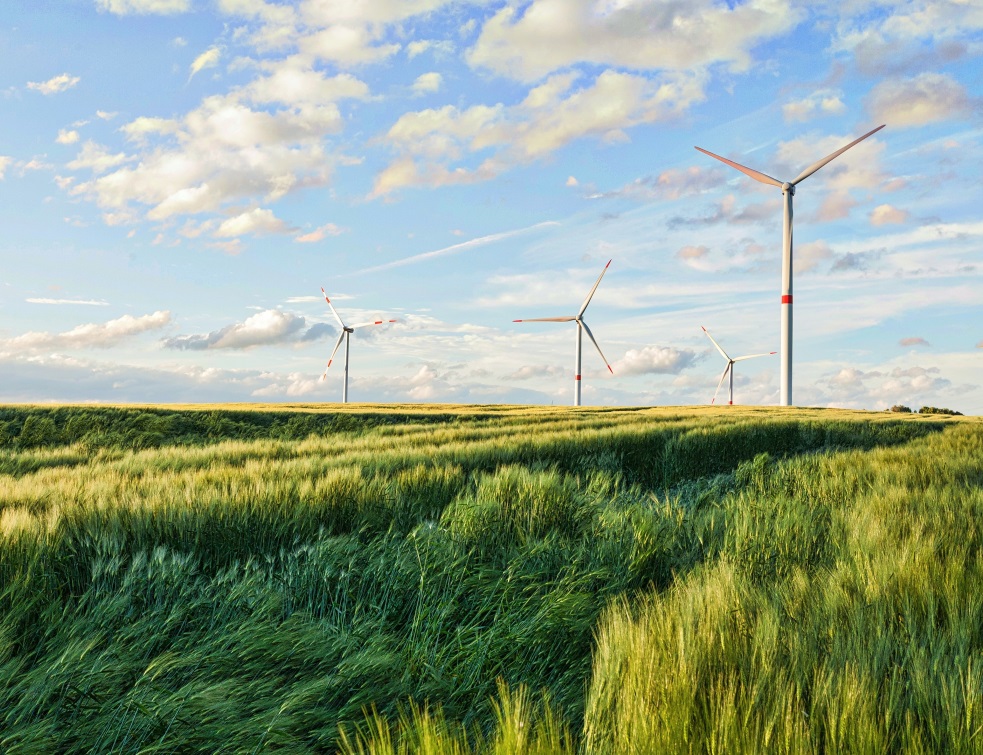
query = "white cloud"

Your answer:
(373, 69), (706, 196)
(26, 73), (80, 95)
(190, 47), (222, 79)
(467, 0), (802, 81)
(26, 298), (110, 306)
(870, 204), (911, 226)
(67, 141), (130, 173)
(865, 73), (975, 127)
(56, 129), (80, 145)
(163, 309), (308, 350)
(294, 223), (345, 243)
(245, 58), (370, 108)
(592, 166), (724, 202)
(95, 110), (118, 120)
(0, 311), (171, 354)
(214, 207), (290, 237)
(782, 89), (846, 123)
(96, 0), (190, 14)
(900, 337), (930, 347)
(70, 91), (347, 223)
(0, 156), (11, 179)
(298, 24), (401, 66)
(612, 345), (697, 376)
(411, 72), (443, 95)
